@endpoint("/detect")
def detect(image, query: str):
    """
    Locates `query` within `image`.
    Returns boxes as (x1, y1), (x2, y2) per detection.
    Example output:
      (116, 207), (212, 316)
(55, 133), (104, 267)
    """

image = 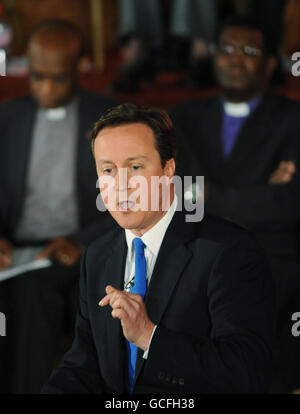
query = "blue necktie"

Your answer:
(126, 237), (146, 393)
